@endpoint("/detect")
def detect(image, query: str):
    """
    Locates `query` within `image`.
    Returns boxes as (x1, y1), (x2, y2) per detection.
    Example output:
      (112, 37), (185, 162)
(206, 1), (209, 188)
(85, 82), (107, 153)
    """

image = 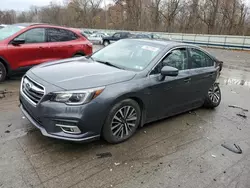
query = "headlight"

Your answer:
(51, 87), (105, 105)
